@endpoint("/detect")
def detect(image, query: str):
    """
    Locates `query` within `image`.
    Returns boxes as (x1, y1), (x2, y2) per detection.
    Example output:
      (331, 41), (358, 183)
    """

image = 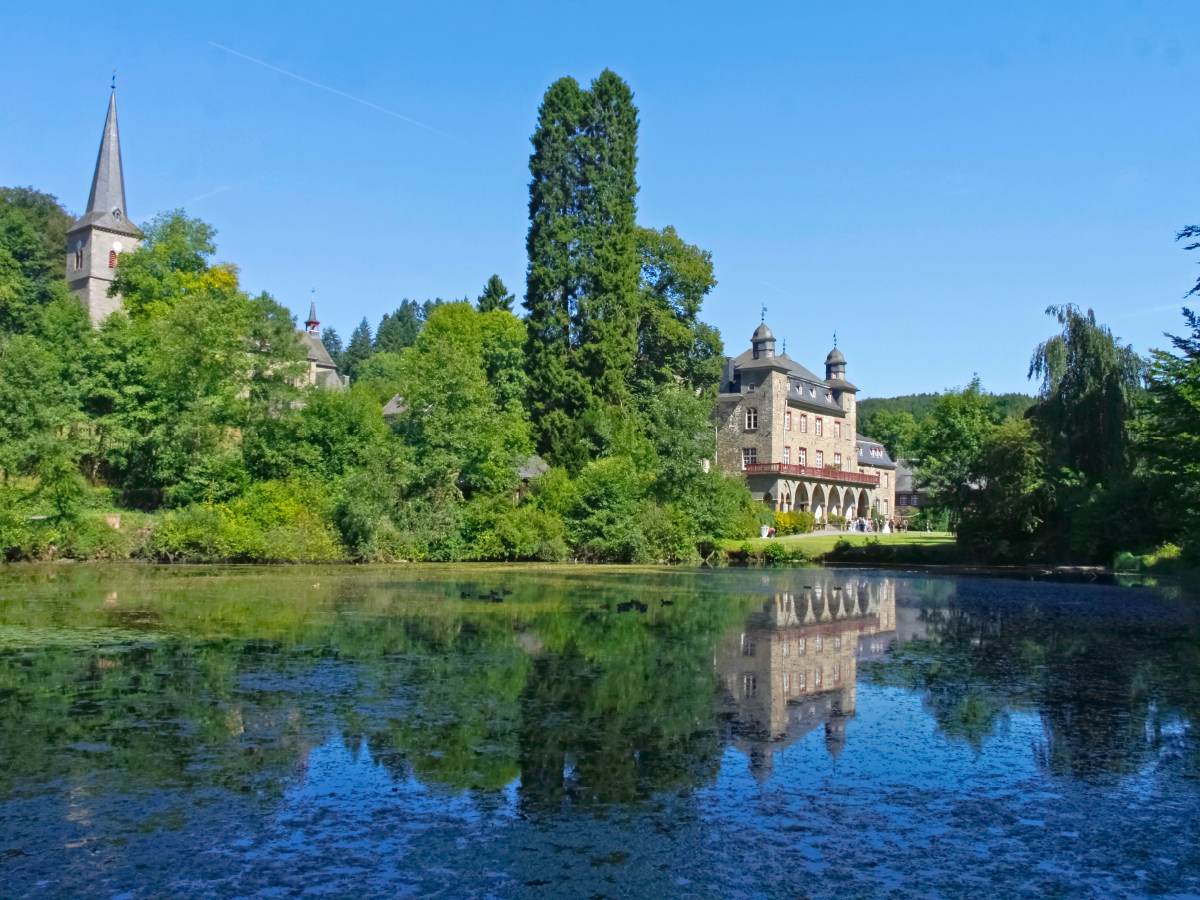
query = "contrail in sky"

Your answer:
(761, 281), (795, 298)
(209, 42), (471, 147)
